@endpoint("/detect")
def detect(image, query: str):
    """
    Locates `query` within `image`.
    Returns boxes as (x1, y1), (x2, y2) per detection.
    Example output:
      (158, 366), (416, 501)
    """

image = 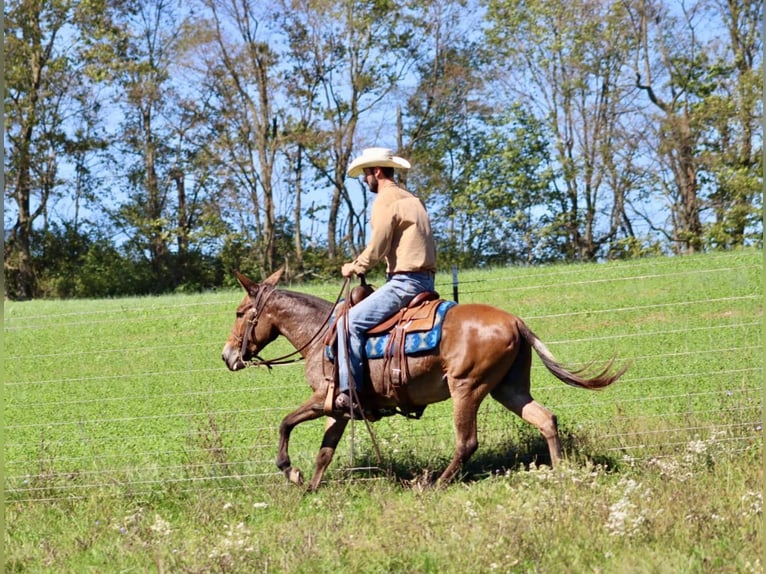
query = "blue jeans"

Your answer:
(337, 272), (435, 393)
